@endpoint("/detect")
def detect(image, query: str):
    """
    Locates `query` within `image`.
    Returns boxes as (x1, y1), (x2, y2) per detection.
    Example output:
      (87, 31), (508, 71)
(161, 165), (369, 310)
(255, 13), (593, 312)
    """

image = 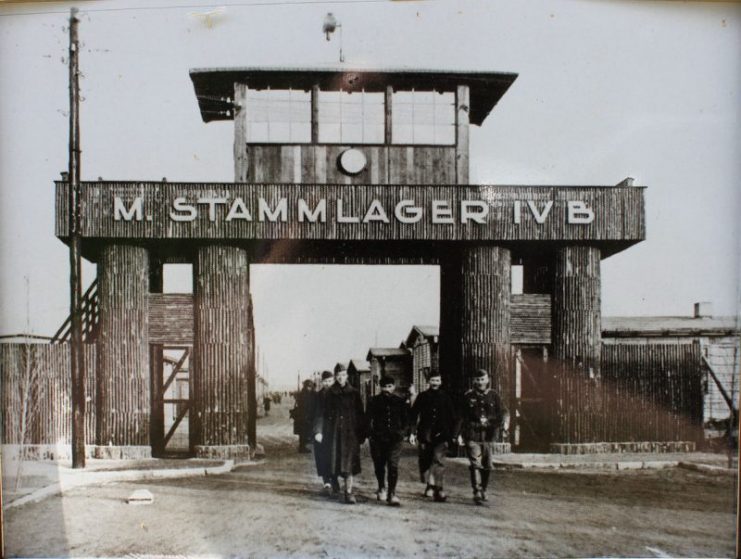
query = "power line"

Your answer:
(0, 0), (423, 18)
